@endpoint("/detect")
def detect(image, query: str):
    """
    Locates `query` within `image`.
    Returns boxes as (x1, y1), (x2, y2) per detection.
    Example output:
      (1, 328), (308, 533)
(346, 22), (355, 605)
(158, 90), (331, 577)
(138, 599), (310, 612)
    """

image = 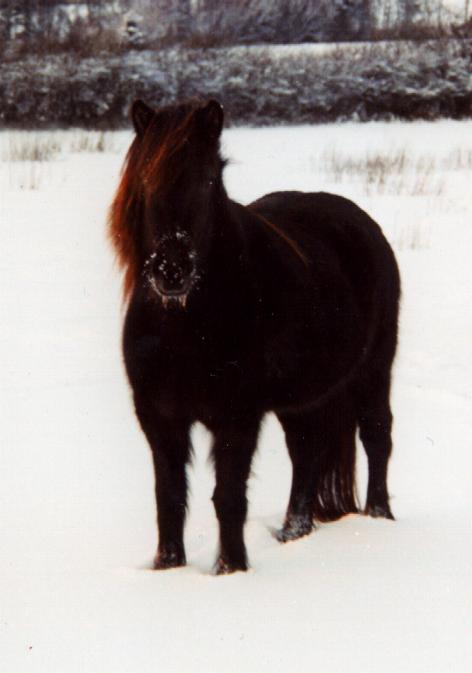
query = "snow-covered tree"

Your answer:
(330, 0), (373, 40)
(192, 0), (373, 45)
